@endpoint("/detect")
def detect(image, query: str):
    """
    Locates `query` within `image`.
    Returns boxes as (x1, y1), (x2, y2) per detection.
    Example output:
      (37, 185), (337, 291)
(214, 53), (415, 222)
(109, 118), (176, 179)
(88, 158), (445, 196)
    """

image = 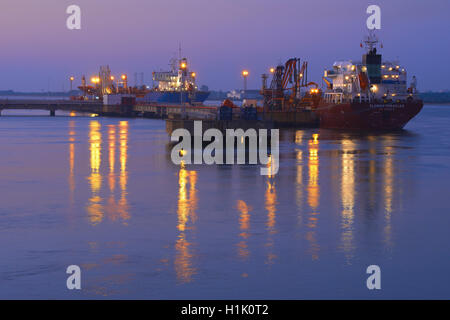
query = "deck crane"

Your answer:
(262, 58), (320, 111)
